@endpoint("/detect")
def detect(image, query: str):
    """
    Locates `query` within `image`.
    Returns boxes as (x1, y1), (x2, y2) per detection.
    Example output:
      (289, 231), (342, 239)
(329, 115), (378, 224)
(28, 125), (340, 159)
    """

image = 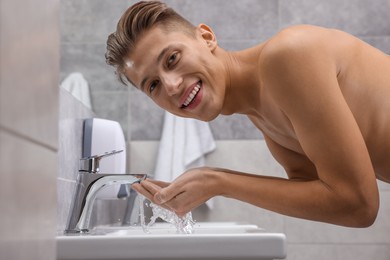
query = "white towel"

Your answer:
(154, 111), (216, 208)
(60, 72), (92, 110)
